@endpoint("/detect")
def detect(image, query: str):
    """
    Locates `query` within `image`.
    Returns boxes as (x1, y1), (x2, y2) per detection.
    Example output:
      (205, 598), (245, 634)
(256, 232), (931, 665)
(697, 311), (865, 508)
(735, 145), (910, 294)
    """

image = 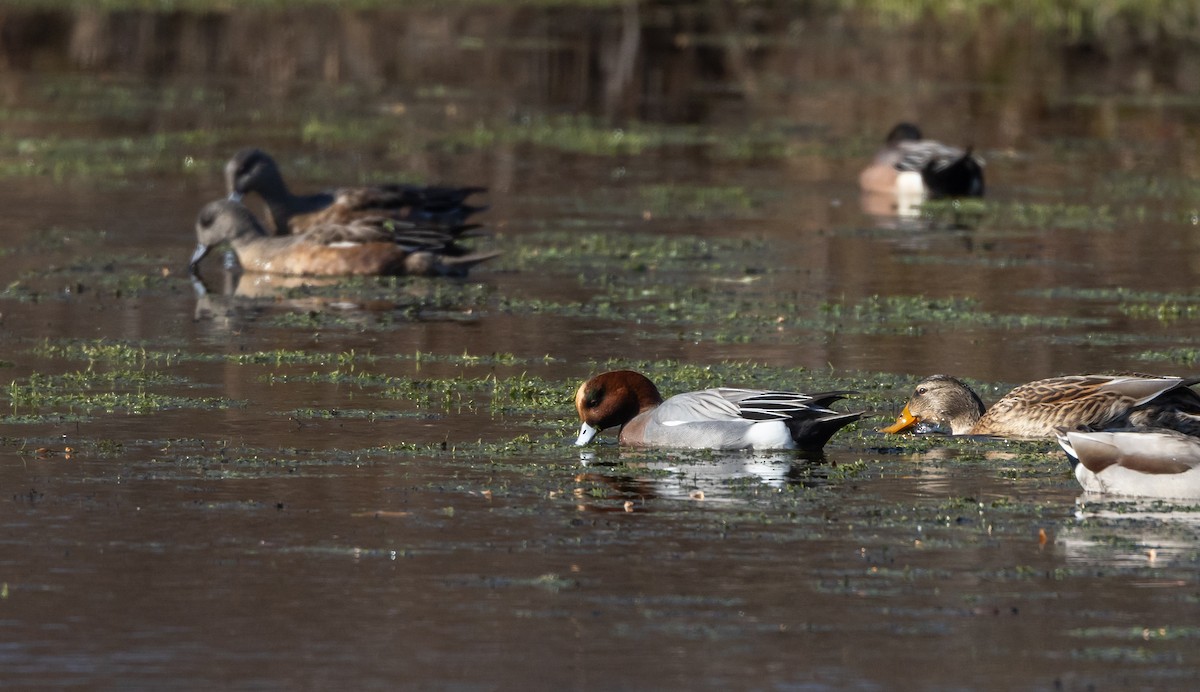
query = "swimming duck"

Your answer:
(1056, 428), (1200, 499)
(189, 200), (499, 277)
(574, 370), (862, 451)
(882, 374), (1200, 439)
(859, 123), (985, 199)
(225, 148), (486, 234)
